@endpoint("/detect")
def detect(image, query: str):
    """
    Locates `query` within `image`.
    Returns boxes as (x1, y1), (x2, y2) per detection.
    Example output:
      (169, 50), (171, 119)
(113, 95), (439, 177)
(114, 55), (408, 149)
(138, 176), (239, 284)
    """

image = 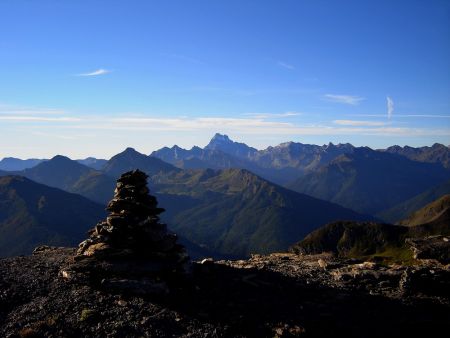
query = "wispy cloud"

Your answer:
(31, 131), (77, 140)
(0, 103), (72, 118)
(349, 114), (450, 118)
(0, 116), (81, 122)
(244, 112), (301, 119)
(387, 96), (394, 119)
(324, 94), (365, 105)
(333, 120), (388, 127)
(0, 108), (65, 116)
(76, 69), (111, 77)
(277, 61), (295, 70)
(398, 114), (450, 118)
(2, 106), (449, 141)
(27, 115), (446, 138)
